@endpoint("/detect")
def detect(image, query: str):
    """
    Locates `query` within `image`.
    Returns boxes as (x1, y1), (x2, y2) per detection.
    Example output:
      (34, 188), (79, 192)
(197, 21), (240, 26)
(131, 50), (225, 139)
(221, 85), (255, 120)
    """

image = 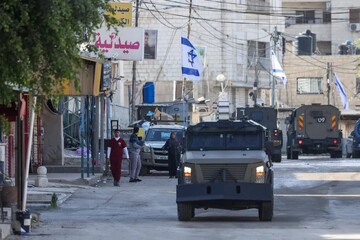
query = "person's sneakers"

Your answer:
(129, 178), (137, 182)
(169, 176), (175, 179)
(114, 181), (120, 186)
(135, 178), (142, 182)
